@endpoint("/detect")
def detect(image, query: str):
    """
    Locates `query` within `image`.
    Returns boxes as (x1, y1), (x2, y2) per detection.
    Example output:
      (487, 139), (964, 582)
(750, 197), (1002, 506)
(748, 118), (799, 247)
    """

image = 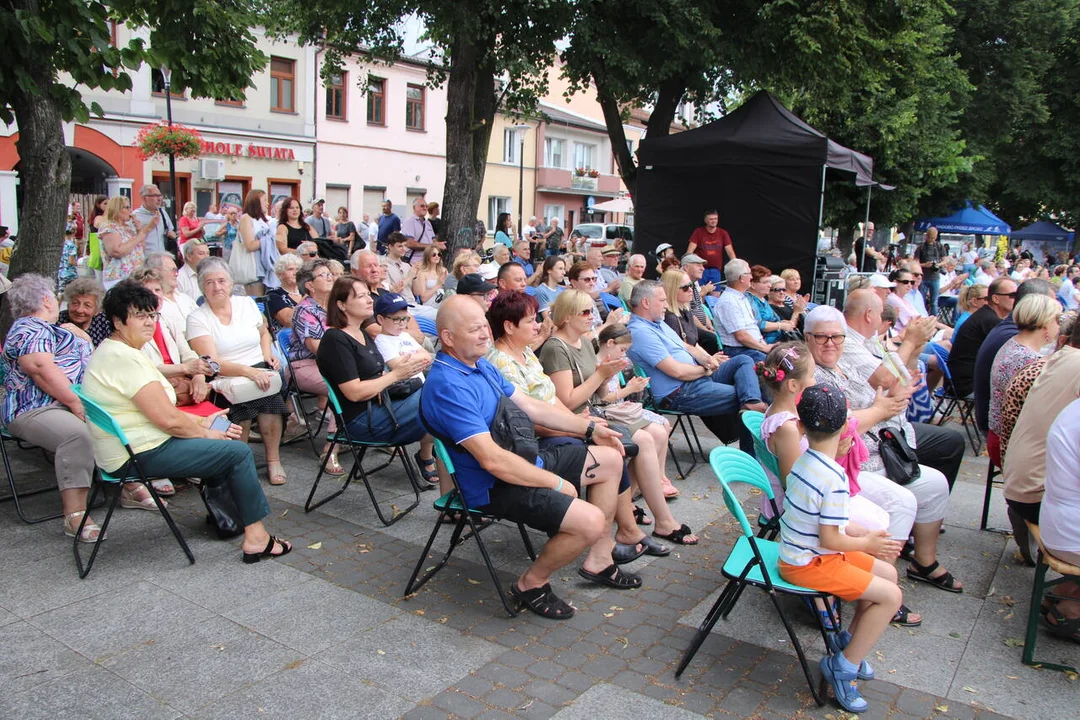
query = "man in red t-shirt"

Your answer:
(686, 209), (735, 284)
